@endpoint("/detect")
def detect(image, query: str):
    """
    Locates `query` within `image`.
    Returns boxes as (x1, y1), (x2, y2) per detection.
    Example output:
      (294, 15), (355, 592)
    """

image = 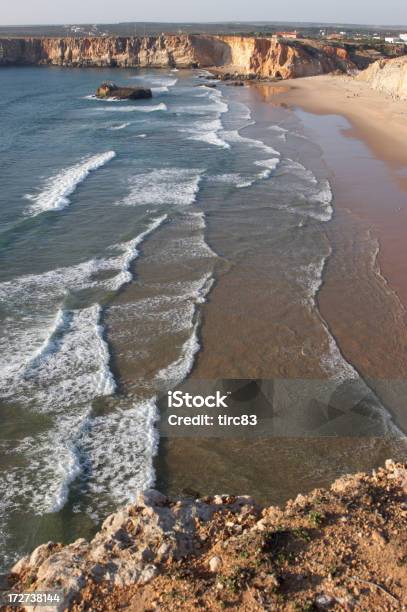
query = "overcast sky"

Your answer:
(2, 0), (406, 26)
